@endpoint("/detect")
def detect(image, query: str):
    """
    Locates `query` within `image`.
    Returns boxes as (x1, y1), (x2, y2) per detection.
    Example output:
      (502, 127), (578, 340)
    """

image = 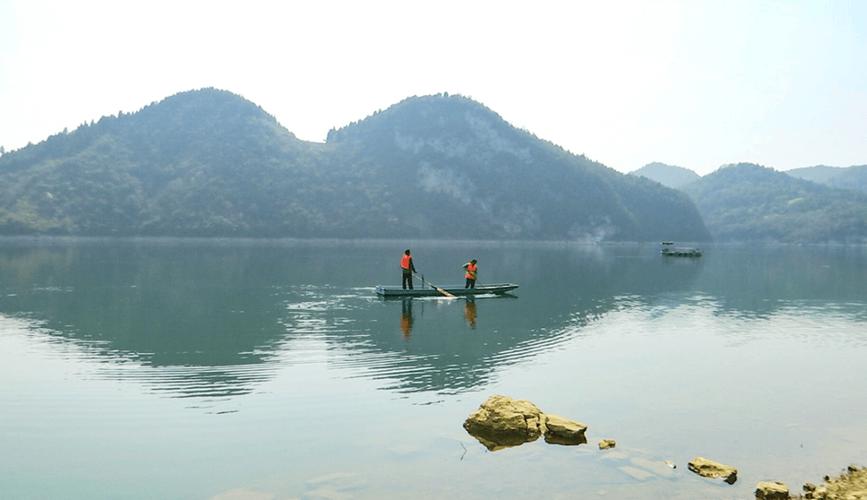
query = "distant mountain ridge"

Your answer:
(786, 164), (867, 194)
(682, 163), (867, 243)
(630, 162), (700, 189)
(0, 88), (710, 241)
